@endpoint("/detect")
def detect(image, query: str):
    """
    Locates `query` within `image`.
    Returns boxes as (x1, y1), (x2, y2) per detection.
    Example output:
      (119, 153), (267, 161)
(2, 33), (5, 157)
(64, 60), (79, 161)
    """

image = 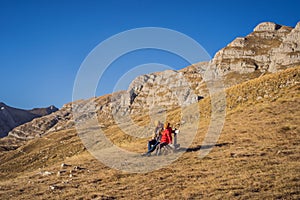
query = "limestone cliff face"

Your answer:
(212, 22), (300, 75)
(123, 68), (203, 114)
(269, 22), (300, 72)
